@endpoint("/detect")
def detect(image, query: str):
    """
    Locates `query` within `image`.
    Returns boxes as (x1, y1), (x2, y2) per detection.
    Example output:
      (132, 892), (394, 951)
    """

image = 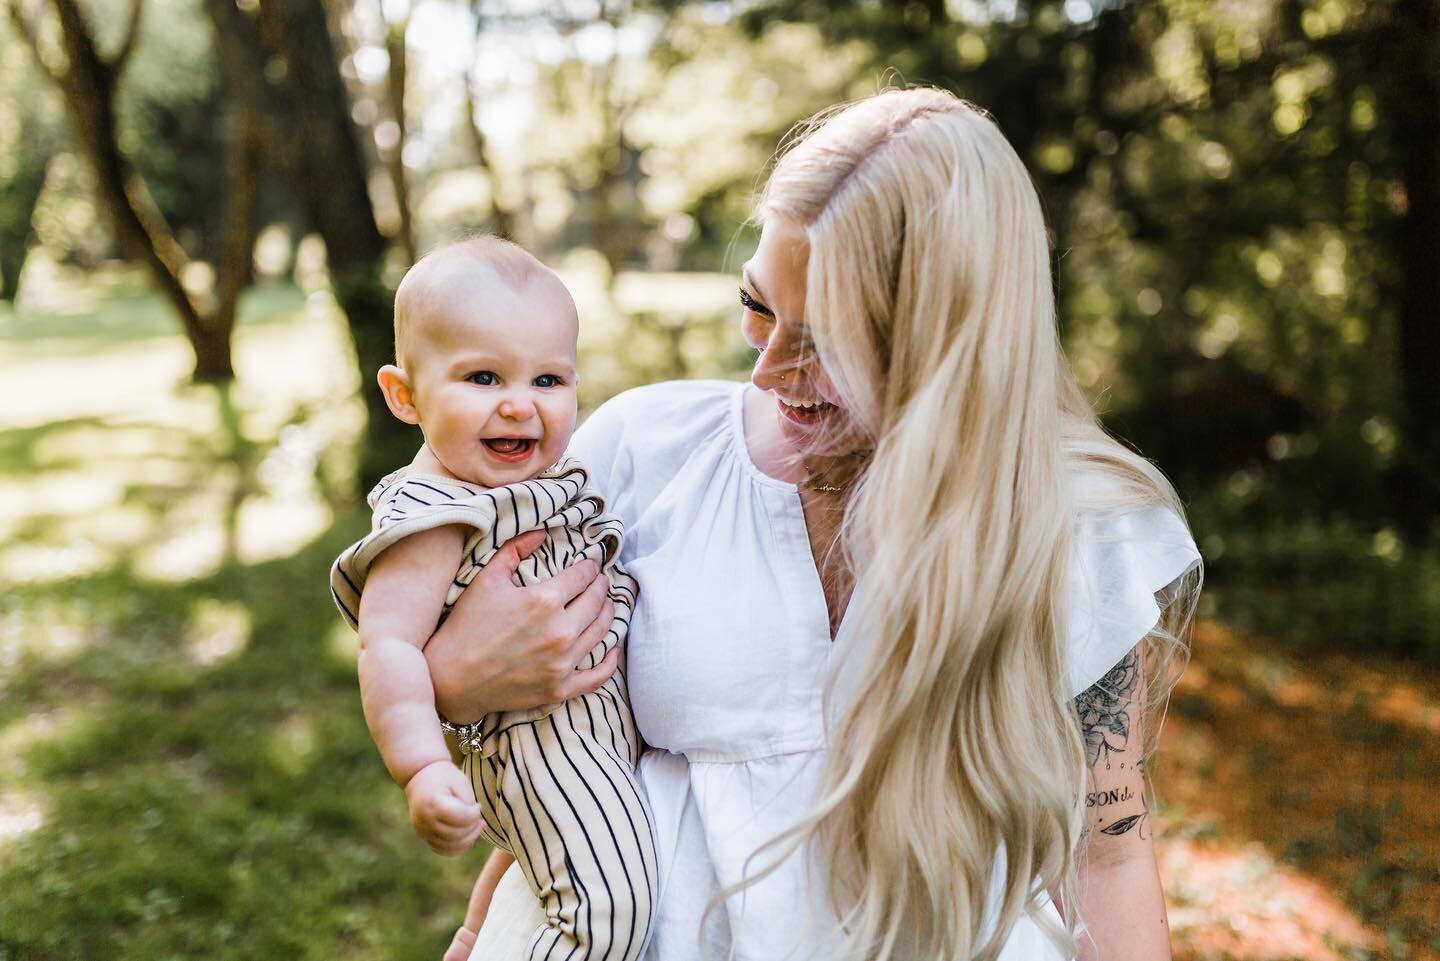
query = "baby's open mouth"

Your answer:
(483, 437), (536, 457)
